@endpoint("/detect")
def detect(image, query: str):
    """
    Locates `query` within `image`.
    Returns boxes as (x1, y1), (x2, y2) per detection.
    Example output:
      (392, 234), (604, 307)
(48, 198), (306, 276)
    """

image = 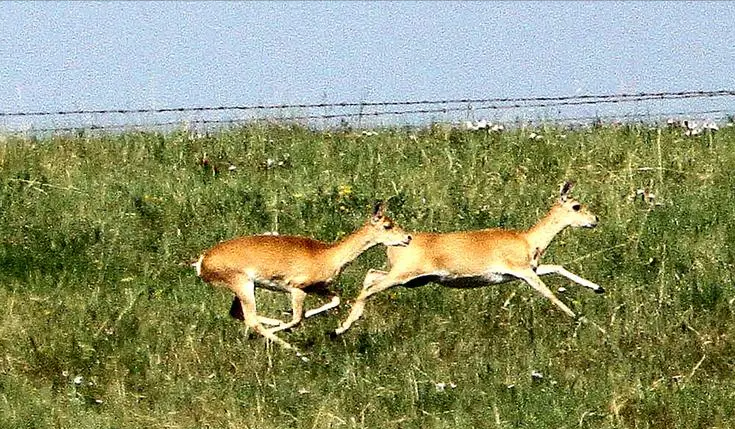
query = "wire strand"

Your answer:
(2, 89), (734, 118)
(3, 89), (733, 133)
